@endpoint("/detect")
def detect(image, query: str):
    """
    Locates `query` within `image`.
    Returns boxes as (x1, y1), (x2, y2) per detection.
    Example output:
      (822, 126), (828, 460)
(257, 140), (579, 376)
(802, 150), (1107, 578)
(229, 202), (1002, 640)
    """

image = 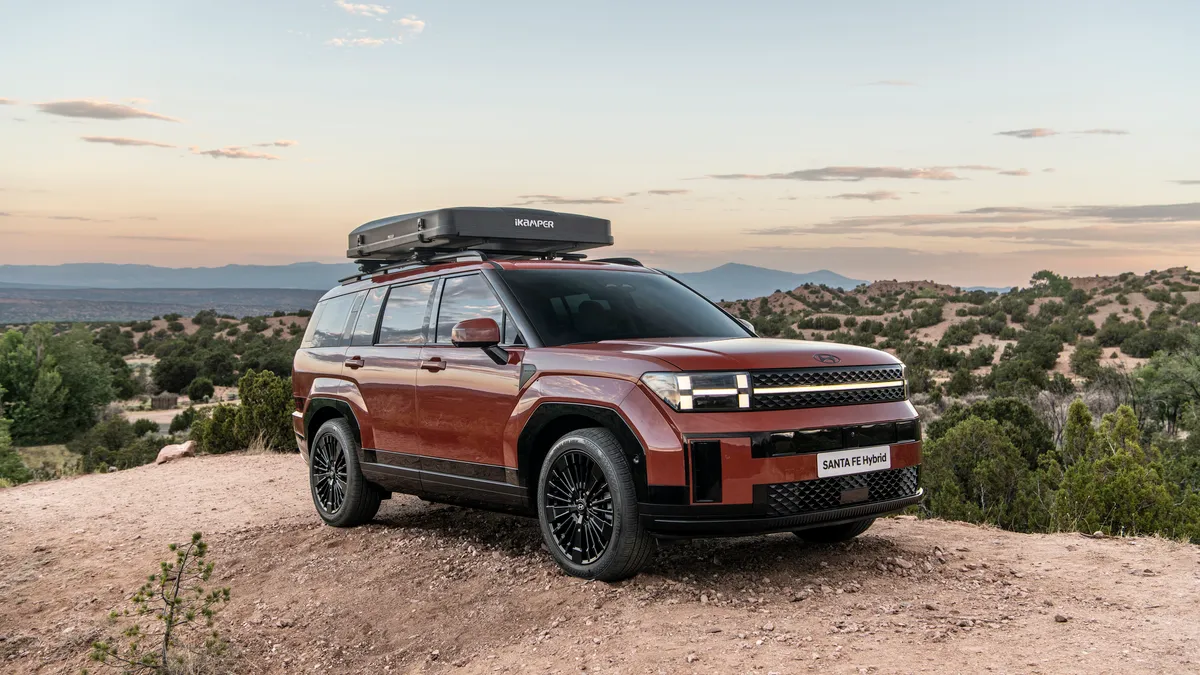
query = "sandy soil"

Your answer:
(2, 454), (1198, 674)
